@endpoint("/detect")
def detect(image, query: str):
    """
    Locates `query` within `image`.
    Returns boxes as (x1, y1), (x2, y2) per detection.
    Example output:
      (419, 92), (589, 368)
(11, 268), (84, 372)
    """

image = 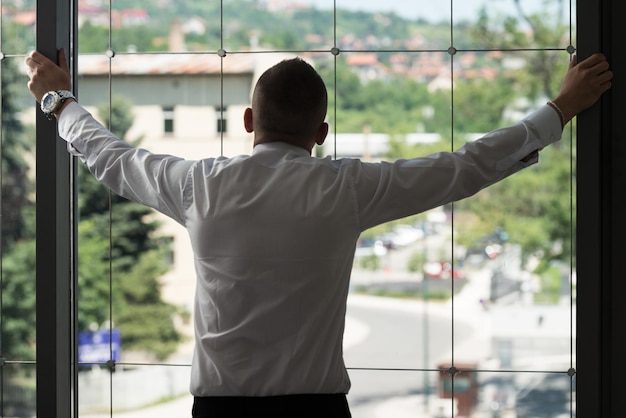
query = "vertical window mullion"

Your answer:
(576, 1), (623, 416)
(105, 2), (116, 413)
(35, 0), (75, 417)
